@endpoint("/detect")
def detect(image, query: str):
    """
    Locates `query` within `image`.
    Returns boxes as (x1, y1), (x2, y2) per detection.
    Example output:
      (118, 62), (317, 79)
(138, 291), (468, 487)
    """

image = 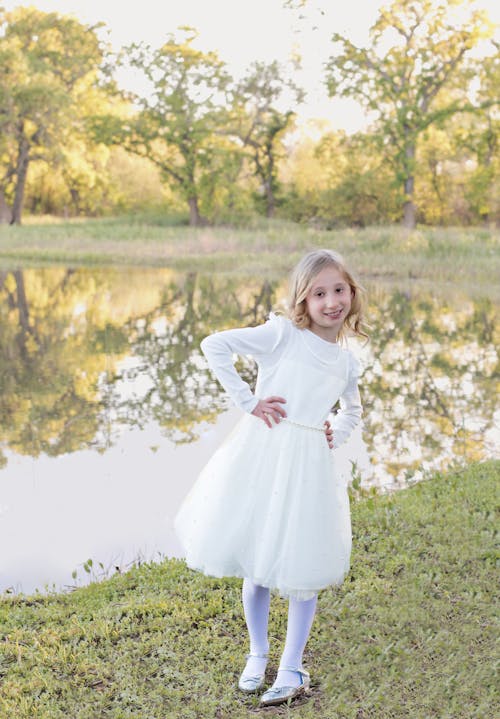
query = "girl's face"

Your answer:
(305, 265), (353, 342)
